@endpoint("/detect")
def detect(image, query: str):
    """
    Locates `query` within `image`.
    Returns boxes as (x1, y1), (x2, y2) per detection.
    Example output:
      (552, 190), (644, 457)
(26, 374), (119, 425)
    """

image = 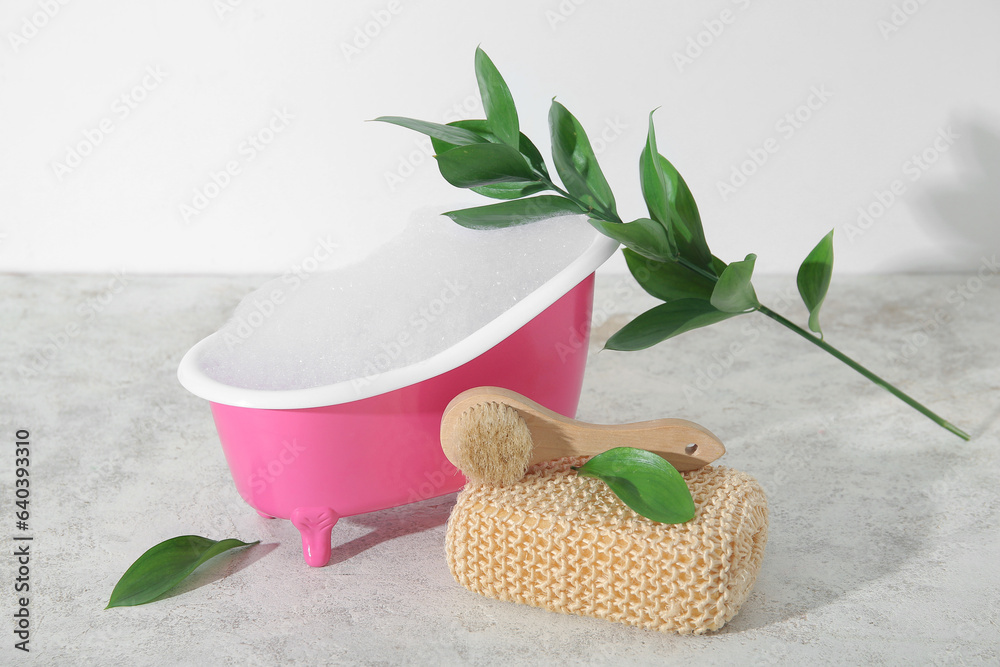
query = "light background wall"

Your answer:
(1, 0), (997, 275)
